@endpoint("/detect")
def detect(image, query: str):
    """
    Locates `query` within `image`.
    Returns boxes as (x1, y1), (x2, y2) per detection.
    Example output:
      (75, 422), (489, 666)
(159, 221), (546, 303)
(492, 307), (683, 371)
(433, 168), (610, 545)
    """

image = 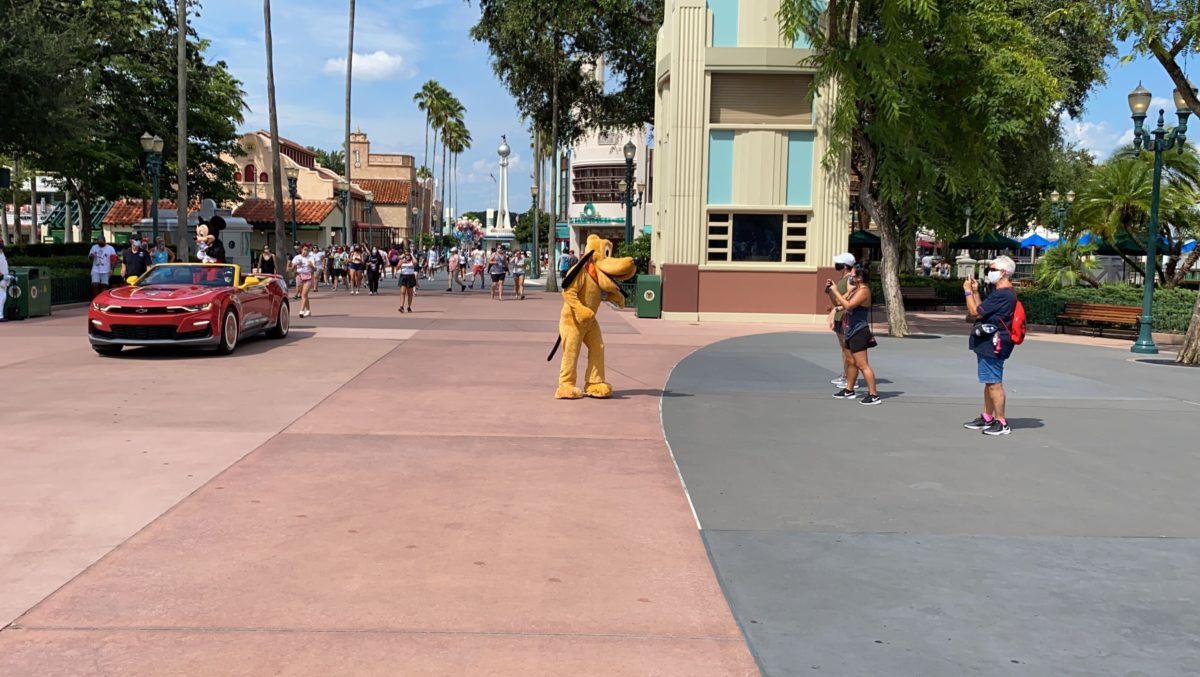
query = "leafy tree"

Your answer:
(413, 80), (443, 236)
(780, 0), (1099, 336)
(513, 205), (553, 245)
(307, 147), (346, 175)
(617, 232), (651, 274)
(1111, 0), (1200, 362)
